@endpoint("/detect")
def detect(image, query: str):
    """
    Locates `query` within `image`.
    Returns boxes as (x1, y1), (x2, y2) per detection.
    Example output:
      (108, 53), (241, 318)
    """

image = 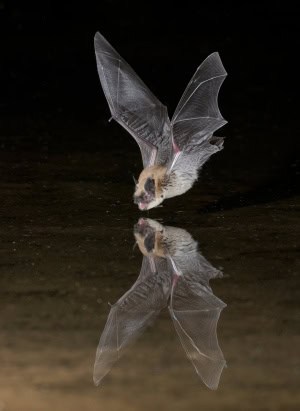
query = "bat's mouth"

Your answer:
(138, 201), (148, 210)
(134, 219), (155, 250)
(134, 194), (153, 210)
(134, 217), (150, 234)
